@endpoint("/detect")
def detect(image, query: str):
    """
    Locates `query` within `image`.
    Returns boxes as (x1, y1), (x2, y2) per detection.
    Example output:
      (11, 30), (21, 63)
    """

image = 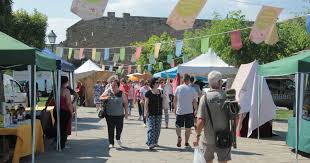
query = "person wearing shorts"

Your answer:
(173, 74), (198, 148)
(193, 71), (231, 163)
